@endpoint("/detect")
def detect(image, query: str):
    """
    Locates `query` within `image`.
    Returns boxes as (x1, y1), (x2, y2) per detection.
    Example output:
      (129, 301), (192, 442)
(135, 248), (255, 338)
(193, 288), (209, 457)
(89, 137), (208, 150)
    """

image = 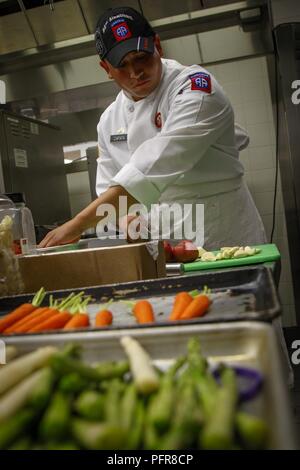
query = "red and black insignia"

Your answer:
(155, 112), (162, 129)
